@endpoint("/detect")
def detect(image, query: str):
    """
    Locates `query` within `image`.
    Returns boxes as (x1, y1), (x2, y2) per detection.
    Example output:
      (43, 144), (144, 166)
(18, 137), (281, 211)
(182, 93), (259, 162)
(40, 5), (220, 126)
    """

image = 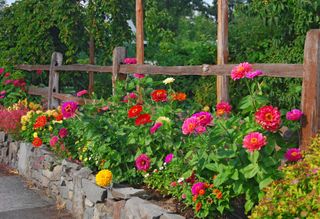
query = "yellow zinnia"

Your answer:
(33, 132), (38, 138)
(96, 169), (112, 187)
(21, 126), (27, 131)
